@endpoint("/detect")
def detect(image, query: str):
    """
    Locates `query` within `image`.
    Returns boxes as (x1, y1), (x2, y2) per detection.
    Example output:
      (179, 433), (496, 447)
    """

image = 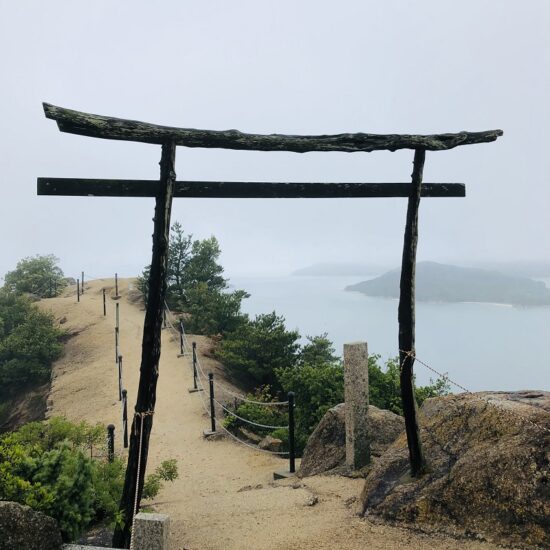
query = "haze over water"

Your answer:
(231, 274), (550, 393)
